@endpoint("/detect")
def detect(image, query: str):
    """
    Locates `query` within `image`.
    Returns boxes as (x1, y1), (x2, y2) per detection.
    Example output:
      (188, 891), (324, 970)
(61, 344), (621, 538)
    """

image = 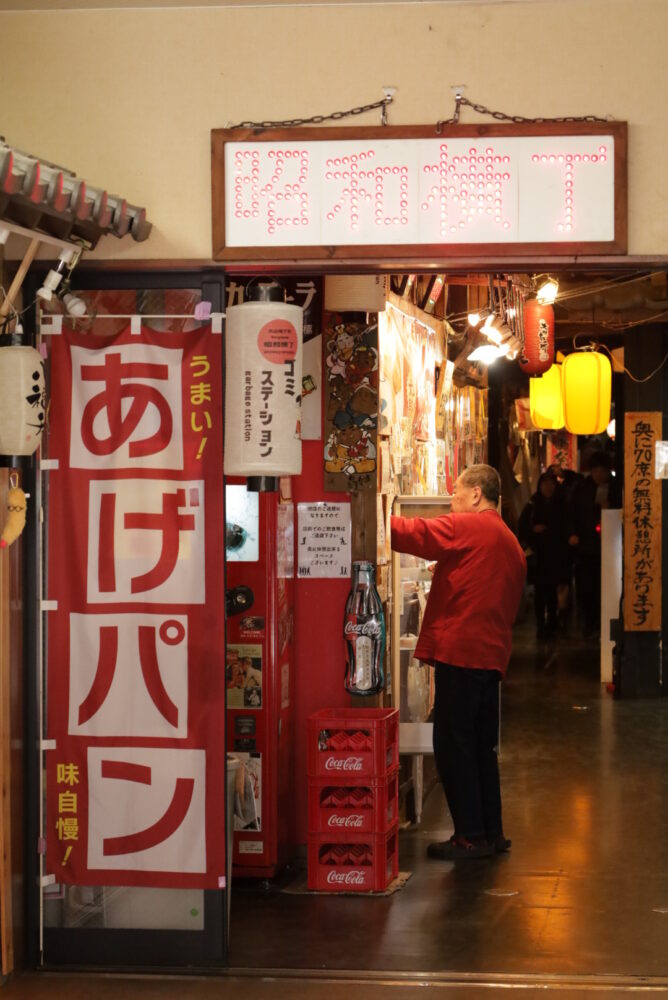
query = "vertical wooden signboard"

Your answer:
(624, 412), (662, 631)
